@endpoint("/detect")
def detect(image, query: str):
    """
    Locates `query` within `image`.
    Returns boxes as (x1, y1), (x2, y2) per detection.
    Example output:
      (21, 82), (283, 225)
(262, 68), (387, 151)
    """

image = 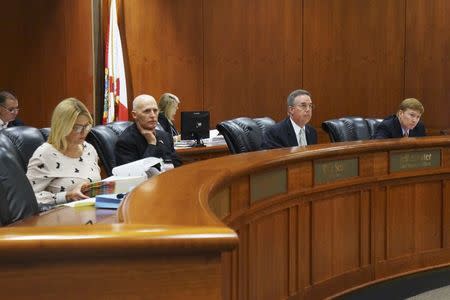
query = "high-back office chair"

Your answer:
(86, 121), (133, 176)
(253, 117), (276, 137)
(217, 117), (274, 154)
(39, 127), (51, 141)
(0, 147), (39, 225)
(0, 126), (48, 170)
(365, 118), (383, 138)
(322, 116), (379, 142)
